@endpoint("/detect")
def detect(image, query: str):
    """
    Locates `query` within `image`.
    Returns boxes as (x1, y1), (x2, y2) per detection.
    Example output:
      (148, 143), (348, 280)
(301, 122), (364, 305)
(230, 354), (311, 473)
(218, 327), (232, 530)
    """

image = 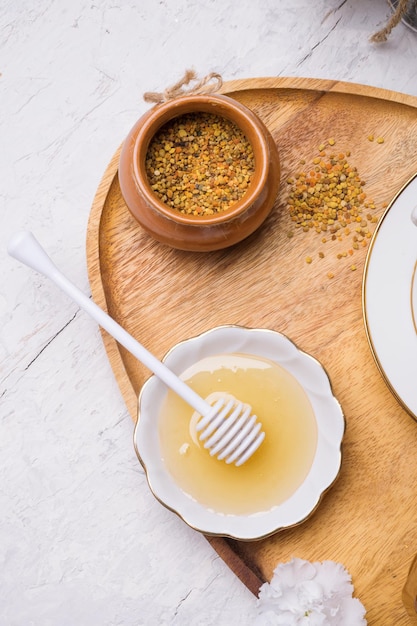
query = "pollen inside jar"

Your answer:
(144, 112), (255, 216)
(158, 353), (318, 515)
